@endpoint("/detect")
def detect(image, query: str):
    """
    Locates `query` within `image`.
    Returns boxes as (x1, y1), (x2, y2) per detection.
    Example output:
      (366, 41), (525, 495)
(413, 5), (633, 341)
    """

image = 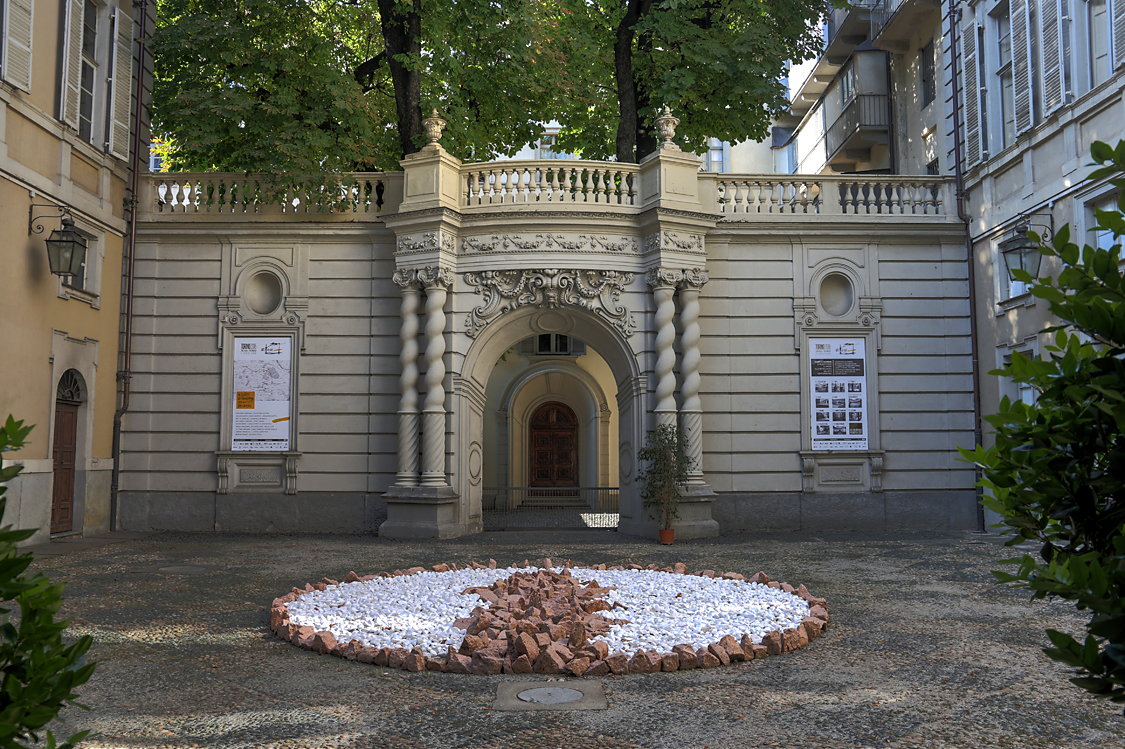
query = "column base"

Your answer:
(617, 484), (720, 540)
(379, 486), (465, 539)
